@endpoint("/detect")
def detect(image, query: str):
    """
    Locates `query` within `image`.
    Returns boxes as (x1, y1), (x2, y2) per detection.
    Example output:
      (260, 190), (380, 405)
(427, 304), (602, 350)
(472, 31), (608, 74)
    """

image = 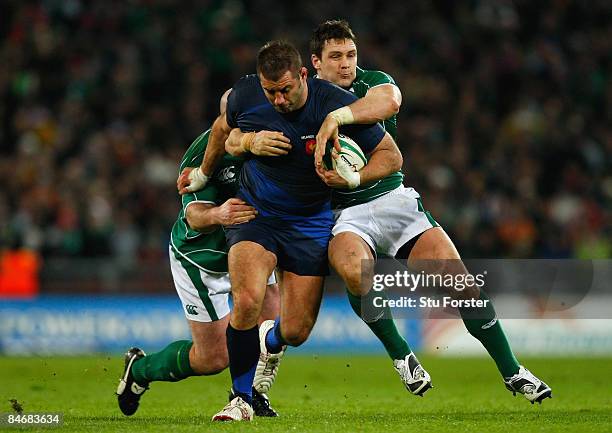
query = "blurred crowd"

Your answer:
(1, 0), (610, 270)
